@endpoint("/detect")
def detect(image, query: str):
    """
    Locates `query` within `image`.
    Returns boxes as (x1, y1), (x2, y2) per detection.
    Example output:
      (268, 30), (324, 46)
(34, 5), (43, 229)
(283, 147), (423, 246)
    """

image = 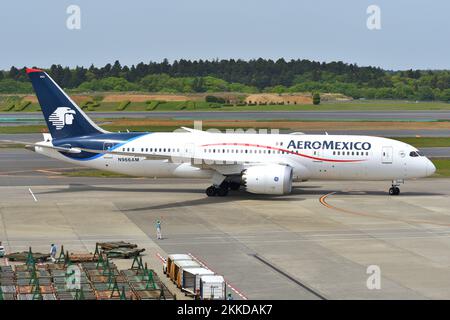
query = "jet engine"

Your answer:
(242, 164), (293, 195)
